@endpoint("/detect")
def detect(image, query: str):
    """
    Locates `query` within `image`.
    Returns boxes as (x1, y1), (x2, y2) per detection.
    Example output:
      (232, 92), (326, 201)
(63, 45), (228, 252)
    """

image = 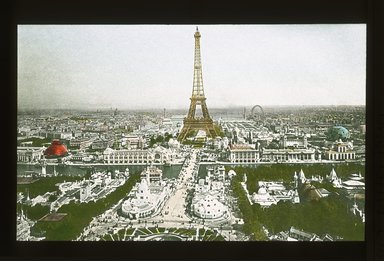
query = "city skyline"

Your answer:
(18, 24), (366, 110)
